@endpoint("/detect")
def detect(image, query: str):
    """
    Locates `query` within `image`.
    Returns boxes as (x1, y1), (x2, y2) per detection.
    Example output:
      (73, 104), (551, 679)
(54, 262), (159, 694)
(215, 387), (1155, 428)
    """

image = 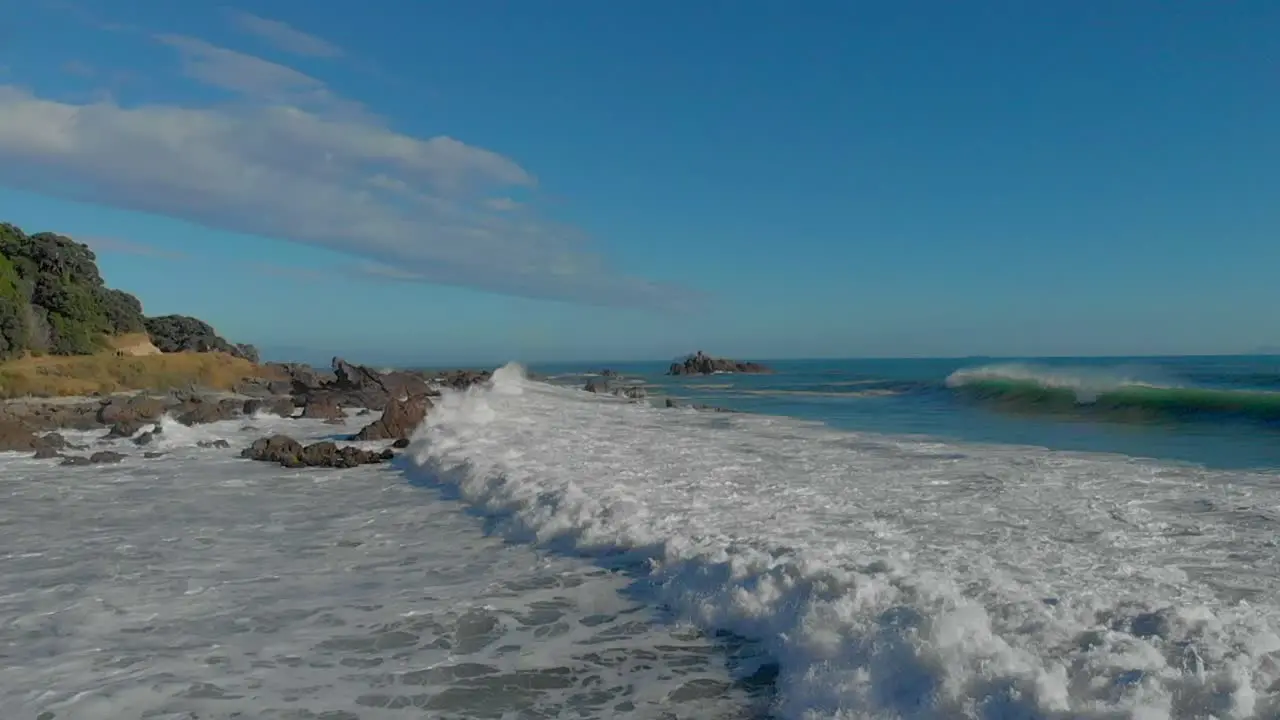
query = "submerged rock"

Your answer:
(60, 450), (126, 466)
(613, 386), (647, 400)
